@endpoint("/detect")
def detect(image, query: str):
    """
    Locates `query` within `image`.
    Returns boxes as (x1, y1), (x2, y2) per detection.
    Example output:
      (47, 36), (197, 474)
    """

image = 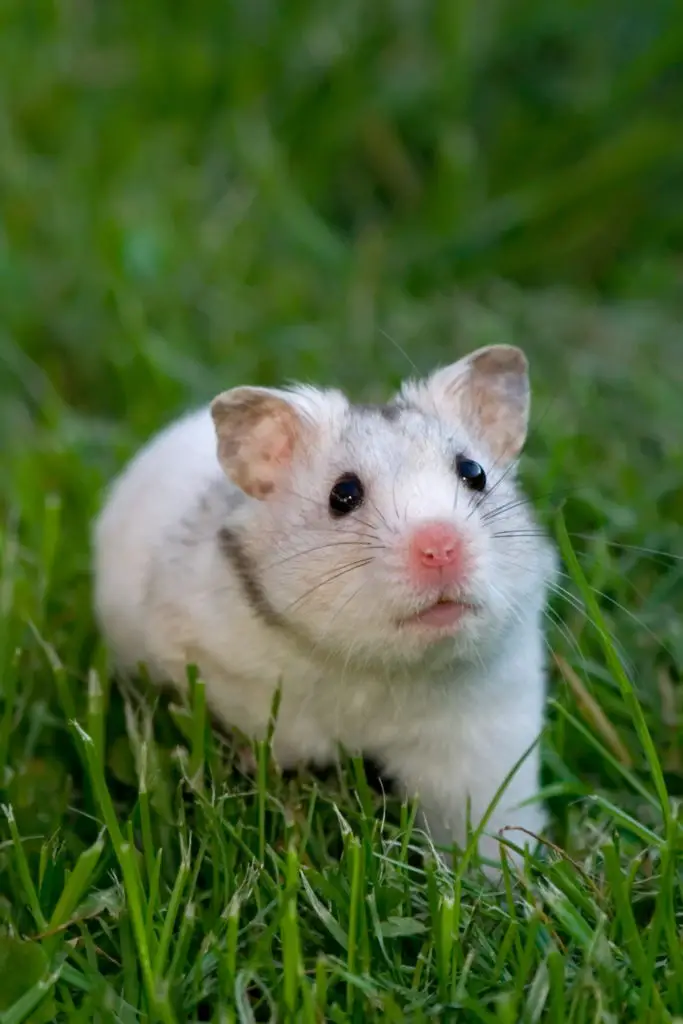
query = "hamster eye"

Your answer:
(329, 473), (365, 517)
(456, 455), (487, 492)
